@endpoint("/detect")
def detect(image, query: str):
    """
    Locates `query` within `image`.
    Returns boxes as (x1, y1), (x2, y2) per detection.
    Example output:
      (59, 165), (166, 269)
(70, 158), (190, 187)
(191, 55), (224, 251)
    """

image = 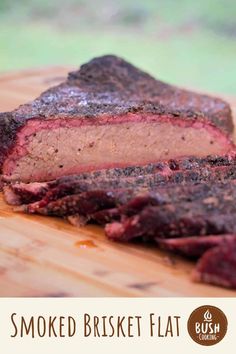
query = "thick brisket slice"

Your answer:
(4, 154), (236, 205)
(156, 235), (236, 258)
(192, 239), (236, 289)
(0, 55), (234, 183)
